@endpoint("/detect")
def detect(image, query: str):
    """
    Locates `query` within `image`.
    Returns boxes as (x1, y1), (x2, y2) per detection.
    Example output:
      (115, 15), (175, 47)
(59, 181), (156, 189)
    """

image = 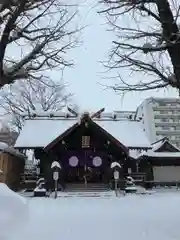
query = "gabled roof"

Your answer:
(94, 119), (150, 149)
(44, 117), (129, 153)
(15, 119), (77, 148)
(138, 137), (180, 159)
(14, 112), (151, 149)
(151, 137), (180, 152)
